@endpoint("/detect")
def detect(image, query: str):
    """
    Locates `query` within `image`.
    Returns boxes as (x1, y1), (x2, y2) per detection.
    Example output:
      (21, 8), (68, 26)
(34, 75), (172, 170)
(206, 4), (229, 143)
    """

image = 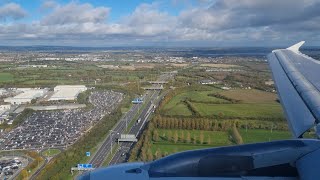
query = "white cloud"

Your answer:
(1, 0), (320, 46)
(41, 2), (110, 25)
(0, 3), (27, 21)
